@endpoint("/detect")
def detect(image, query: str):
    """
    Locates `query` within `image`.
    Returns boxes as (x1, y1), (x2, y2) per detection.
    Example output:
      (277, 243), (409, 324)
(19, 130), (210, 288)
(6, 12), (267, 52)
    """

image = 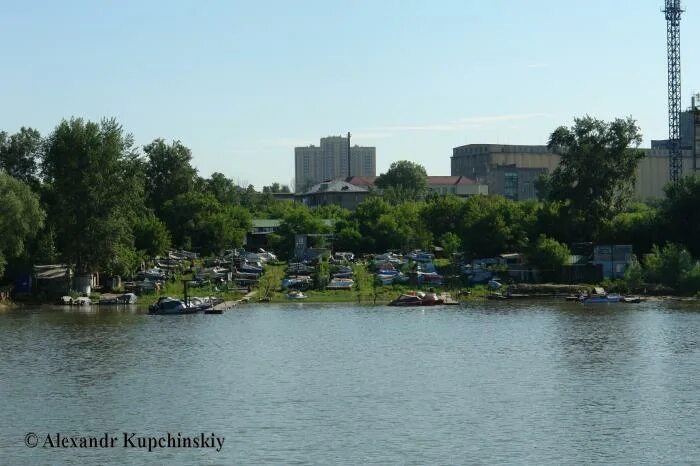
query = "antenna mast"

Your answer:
(663, 0), (684, 182)
(347, 131), (351, 178)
